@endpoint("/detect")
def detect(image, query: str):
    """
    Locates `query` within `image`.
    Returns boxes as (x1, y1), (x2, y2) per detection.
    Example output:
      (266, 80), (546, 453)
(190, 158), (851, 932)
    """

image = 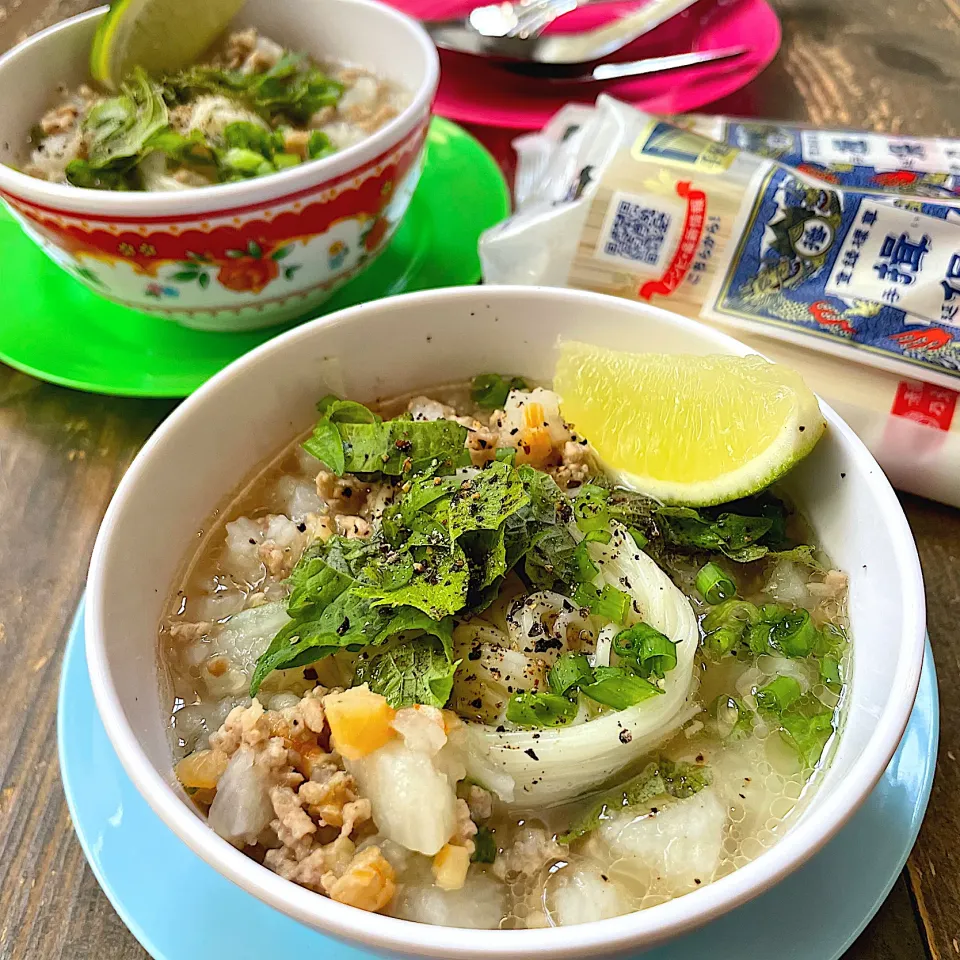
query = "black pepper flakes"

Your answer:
(524, 748), (540, 761)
